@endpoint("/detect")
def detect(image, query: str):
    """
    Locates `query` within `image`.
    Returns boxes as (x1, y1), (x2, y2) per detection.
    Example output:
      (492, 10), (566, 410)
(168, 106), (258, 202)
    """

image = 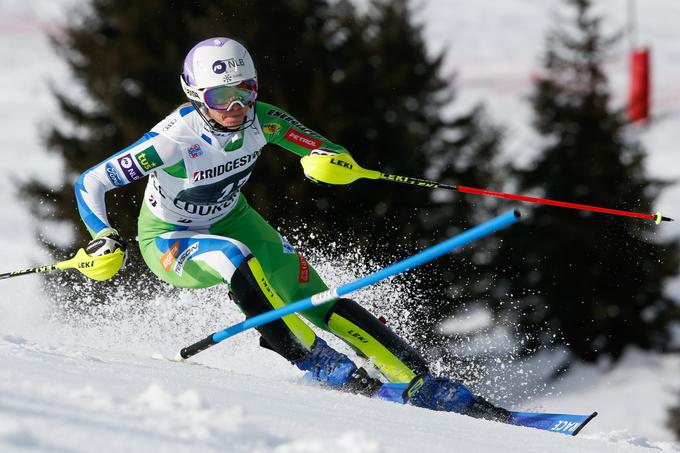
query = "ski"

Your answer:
(375, 382), (596, 436)
(508, 410), (598, 436)
(166, 354), (598, 437)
